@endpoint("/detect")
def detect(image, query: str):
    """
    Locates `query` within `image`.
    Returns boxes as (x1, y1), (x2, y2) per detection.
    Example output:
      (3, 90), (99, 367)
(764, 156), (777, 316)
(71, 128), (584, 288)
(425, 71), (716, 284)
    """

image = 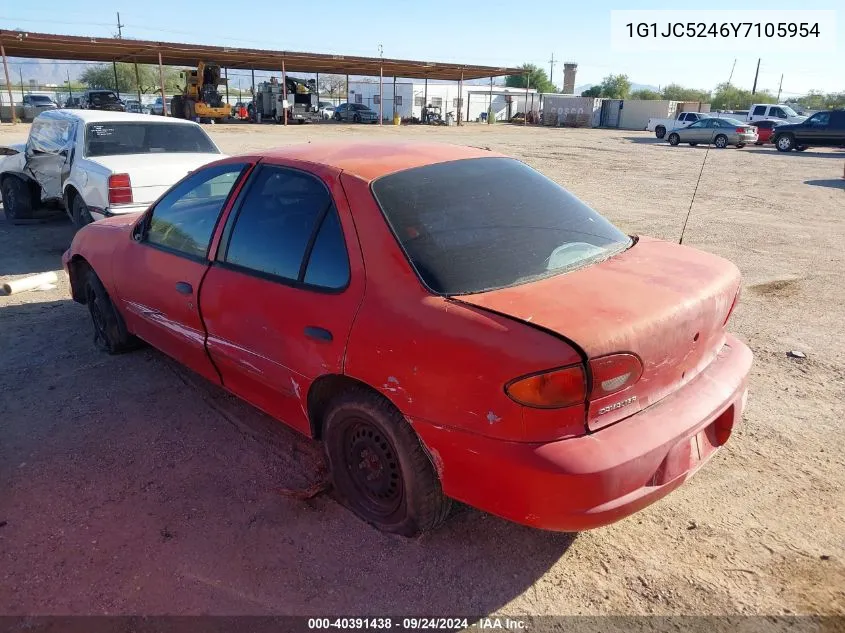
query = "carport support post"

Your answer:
(488, 76), (493, 124)
(458, 71), (463, 126)
(1, 43), (15, 124)
(113, 61), (120, 99)
(158, 52), (167, 117)
(524, 72), (529, 126)
(224, 68), (229, 105)
(379, 64), (383, 125)
(346, 73), (349, 111)
(393, 75), (396, 120)
(282, 58), (288, 126)
(424, 77), (428, 114)
(134, 62), (142, 105)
